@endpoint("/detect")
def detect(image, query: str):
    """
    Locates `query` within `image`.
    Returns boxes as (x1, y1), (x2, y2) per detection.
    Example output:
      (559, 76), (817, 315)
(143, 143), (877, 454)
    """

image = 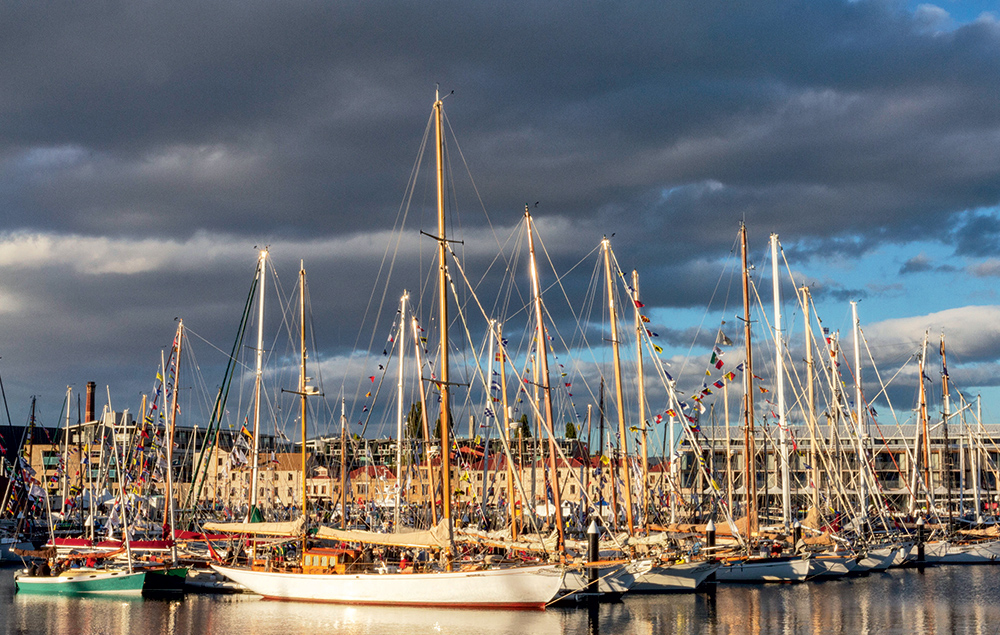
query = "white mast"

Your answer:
(974, 395), (983, 523)
(771, 234), (791, 528)
(166, 321), (183, 565)
(851, 301), (868, 526)
(394, 291), (408, 528)
(60, 386), (71, 517)
(249, 248), (267, 513)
